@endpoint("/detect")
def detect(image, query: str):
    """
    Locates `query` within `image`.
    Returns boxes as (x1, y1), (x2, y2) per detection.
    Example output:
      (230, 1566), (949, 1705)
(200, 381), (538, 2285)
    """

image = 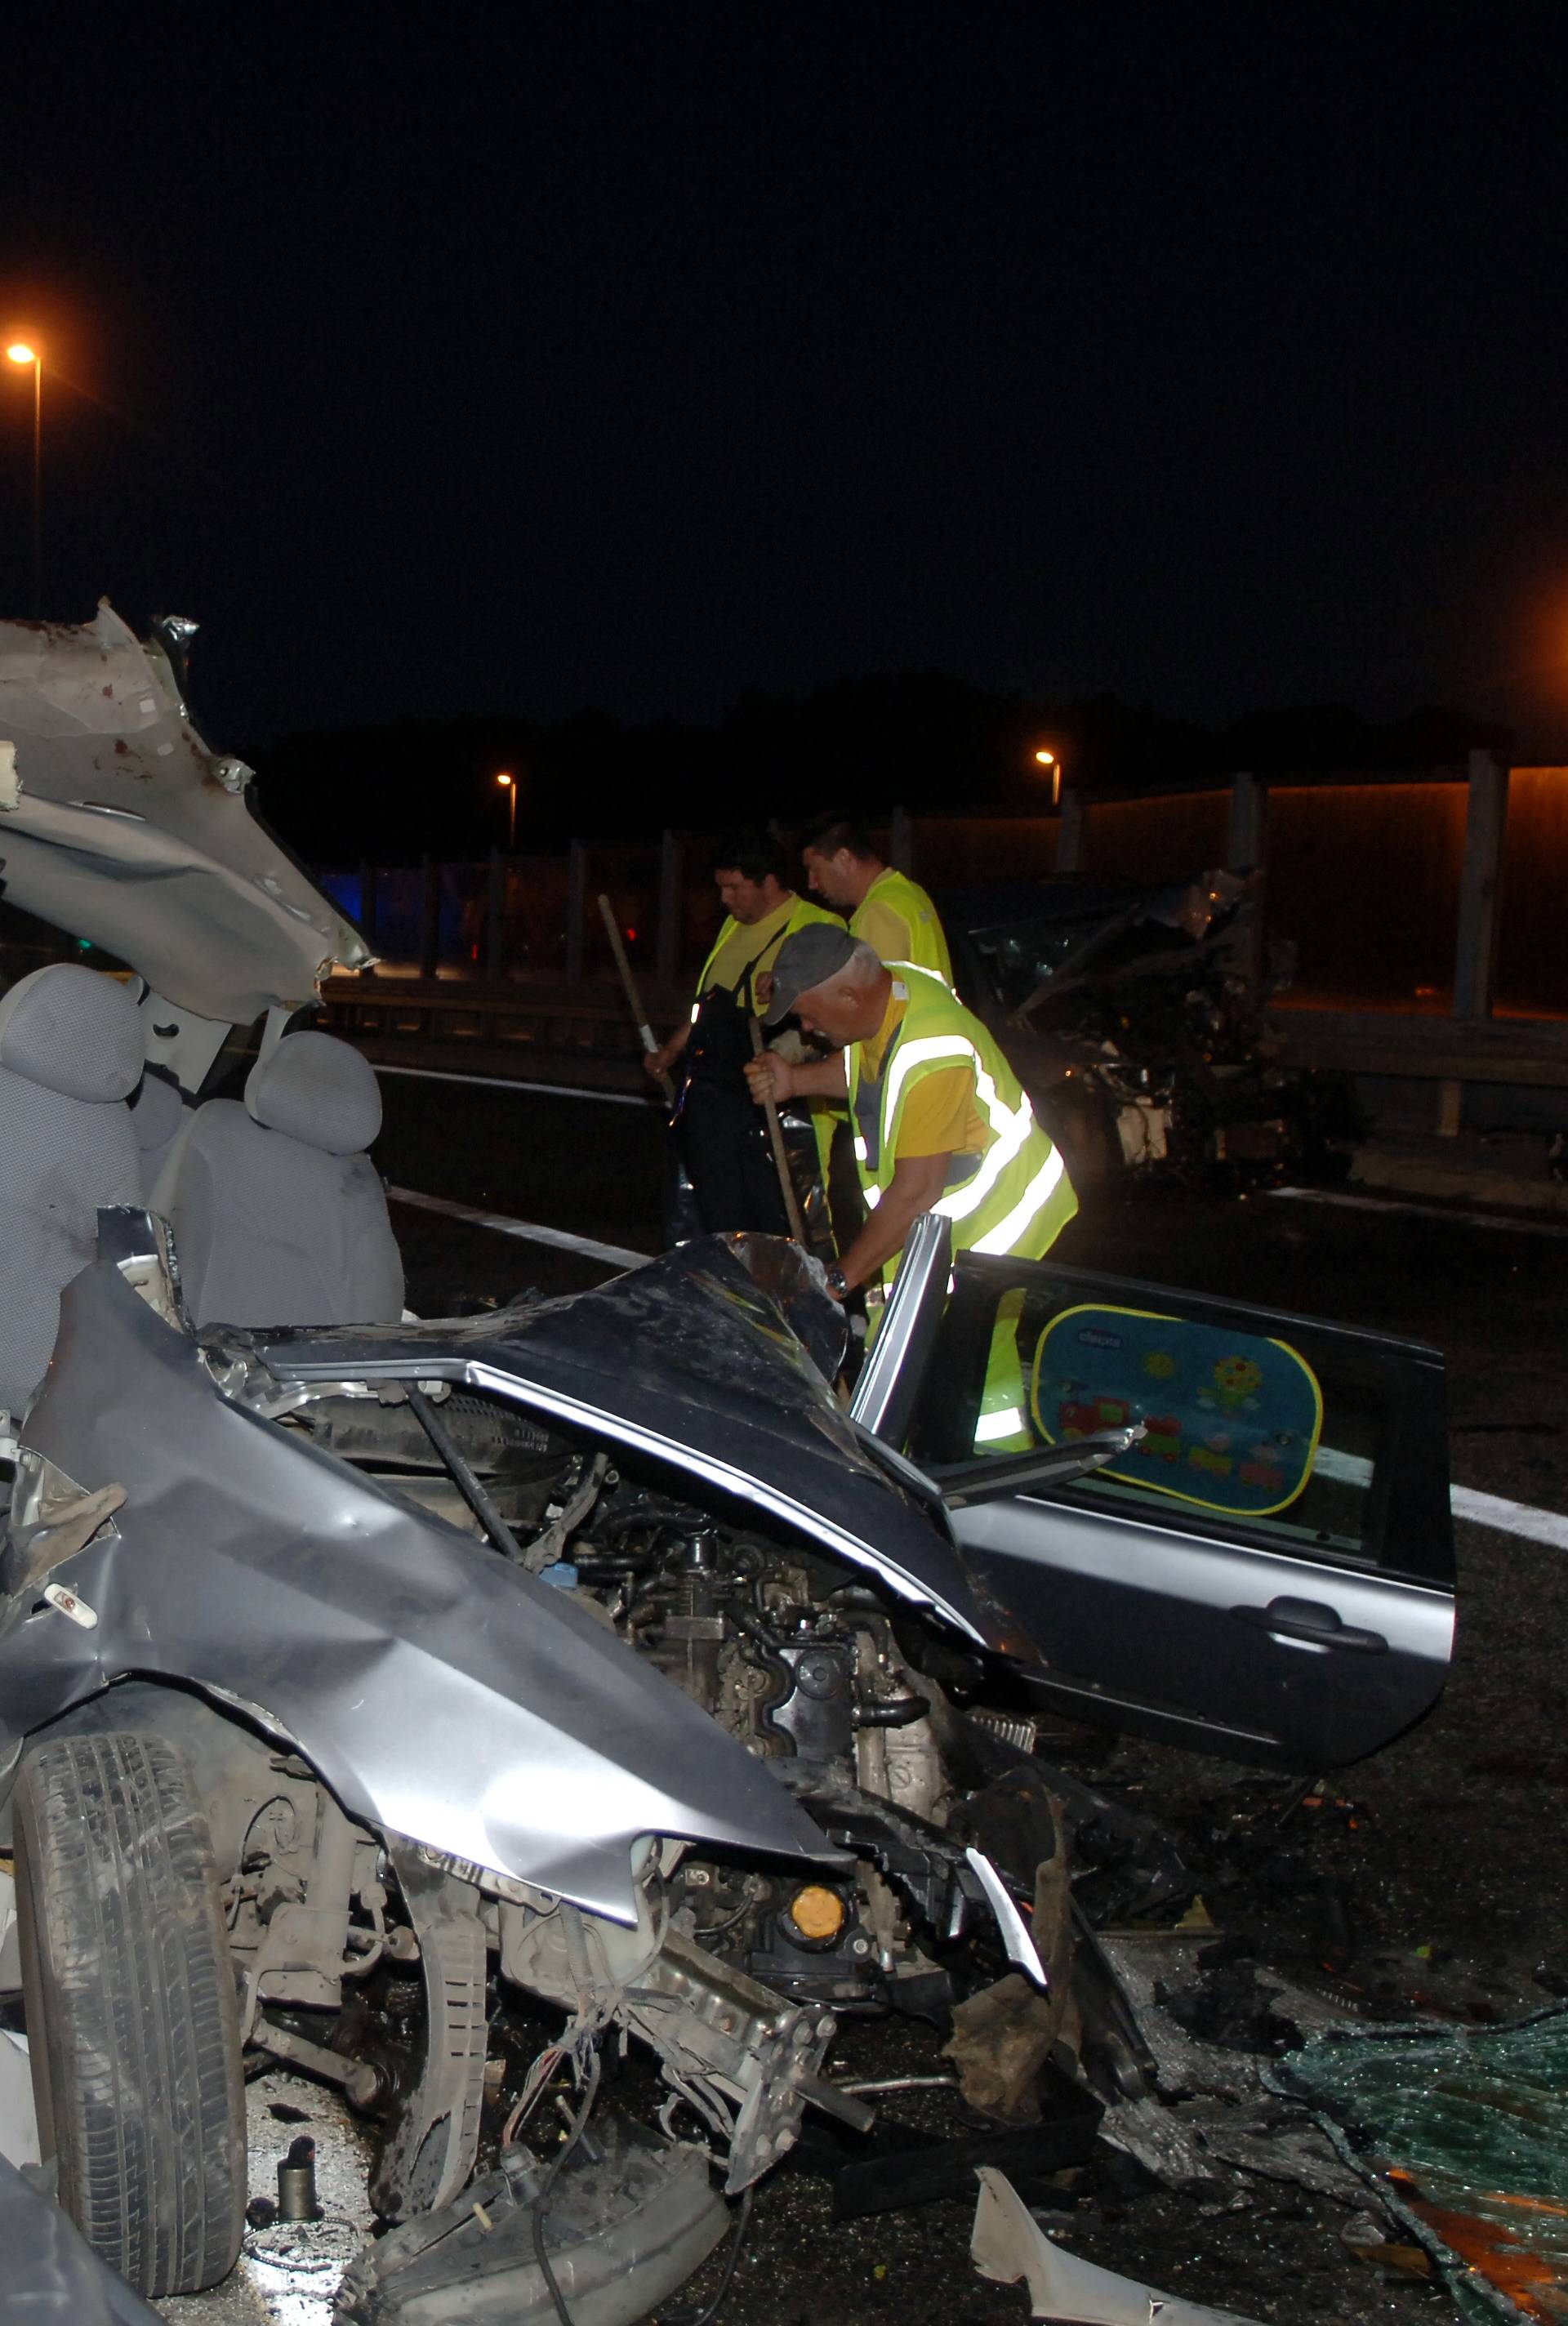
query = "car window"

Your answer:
(908, 1254), (1452, 1589)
